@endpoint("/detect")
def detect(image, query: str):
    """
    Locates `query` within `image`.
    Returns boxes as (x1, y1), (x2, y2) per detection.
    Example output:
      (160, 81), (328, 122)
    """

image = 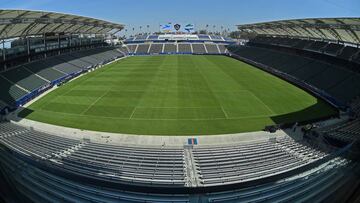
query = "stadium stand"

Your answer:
(209, 35), (223, 40)
(322, 43), (344, 56)
(193, 137), (328, 186)
(127, 44), (138, 53)
(1, 67), (48, 92)
(248, 35), (360, 65)
(136, 44), (150, 54)
(178, 43), (192, 53)
(1, 10), (360, 202)
(163, 43), (177, 53)
(192, 43), (207, 54)
(198, 34), (211, 40)
(217, 44), (228, 54)
(228, 45), (360, 104)
(124, 34), (234, 55)
(0, 121), (357, 202)
(23, 61), (67, 81)
(350, 97), (360, 116)
(0, 45), (123, 111)
(205, 44), (219, 54)
(0, 78), (29, 106)
(134, 34), (148, 41)
(339, 46), (359, 60)
(149, 43), (164, 54)
(304, 41), (328, 52)
(205, 158), (355, 203)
